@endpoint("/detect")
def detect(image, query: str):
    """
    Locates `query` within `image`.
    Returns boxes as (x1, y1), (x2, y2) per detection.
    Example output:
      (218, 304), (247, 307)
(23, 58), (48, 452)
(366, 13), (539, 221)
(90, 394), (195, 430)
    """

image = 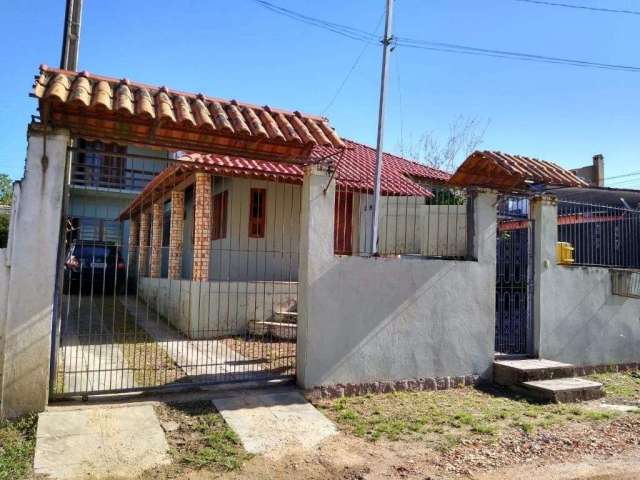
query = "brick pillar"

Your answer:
(138, 211), (150, 276)
(168, 190), (185, 279)
(150, 202), (164, 278)
(128, 217), (139, 268)
(192, 172), (211, 281)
